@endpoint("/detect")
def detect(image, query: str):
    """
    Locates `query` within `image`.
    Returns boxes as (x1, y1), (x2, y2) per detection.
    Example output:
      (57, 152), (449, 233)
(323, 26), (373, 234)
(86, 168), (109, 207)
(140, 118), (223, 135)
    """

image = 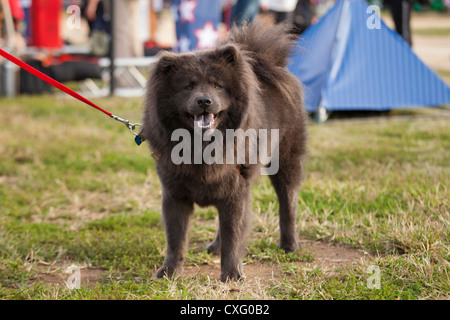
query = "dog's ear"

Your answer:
(157, 51), (178, 74)
(217, 45), (240, 65)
